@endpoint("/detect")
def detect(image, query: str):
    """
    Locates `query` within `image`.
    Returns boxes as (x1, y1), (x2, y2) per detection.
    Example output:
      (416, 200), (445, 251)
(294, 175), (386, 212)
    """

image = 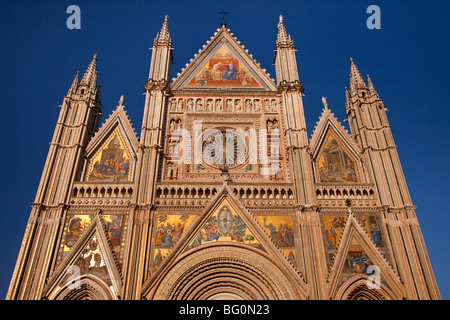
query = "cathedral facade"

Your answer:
(7, 16), (440, 300)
